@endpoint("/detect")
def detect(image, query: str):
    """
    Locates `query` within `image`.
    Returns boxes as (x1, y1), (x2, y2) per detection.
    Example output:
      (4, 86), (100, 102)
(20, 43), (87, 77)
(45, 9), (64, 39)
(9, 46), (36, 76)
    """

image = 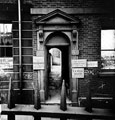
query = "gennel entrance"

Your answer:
(44, 31), (71, 103)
